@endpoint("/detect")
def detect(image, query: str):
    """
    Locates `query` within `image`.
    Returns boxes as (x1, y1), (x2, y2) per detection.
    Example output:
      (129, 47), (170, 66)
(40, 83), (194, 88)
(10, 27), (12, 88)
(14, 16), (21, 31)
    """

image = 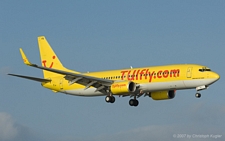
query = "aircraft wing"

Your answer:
(33, 65), (113, 91)
(17, 48), (114, 92)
